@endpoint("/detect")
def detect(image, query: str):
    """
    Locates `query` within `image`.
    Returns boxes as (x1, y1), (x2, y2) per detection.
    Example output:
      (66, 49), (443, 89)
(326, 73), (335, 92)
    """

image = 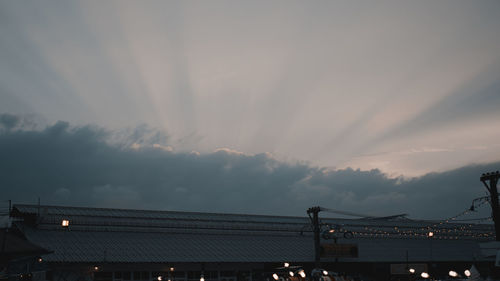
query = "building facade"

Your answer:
(7, 204), (497, 281)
